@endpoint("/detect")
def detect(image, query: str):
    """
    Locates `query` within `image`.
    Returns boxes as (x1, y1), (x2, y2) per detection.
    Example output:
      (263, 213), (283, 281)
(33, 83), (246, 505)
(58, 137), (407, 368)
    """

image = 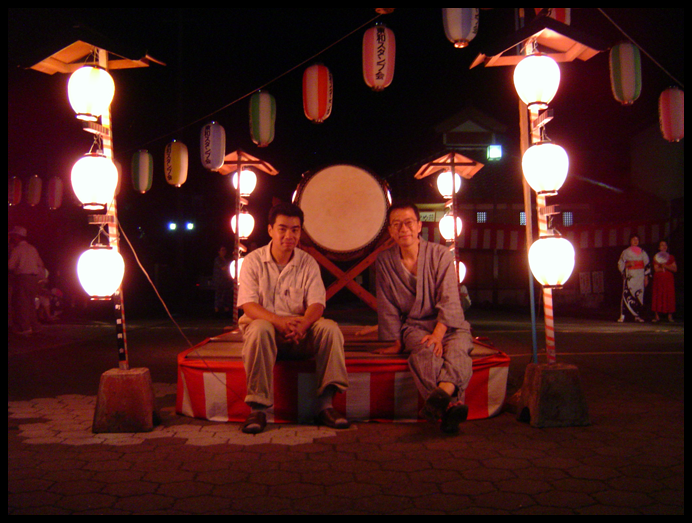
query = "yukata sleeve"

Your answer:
(376, 255), (403, 342)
